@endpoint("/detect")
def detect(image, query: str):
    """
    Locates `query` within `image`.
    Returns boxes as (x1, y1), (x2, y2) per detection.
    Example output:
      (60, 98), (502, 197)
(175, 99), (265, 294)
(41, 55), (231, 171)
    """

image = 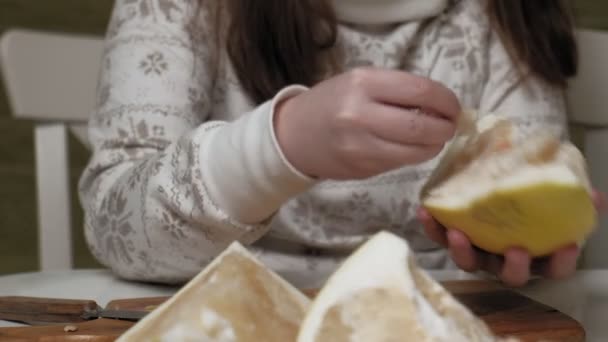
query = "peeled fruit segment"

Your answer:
(421, 111), (596, 256)
(118, 232), (519, 341)
(297, 231), (507, 342)
(117, 242), (310, 342)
